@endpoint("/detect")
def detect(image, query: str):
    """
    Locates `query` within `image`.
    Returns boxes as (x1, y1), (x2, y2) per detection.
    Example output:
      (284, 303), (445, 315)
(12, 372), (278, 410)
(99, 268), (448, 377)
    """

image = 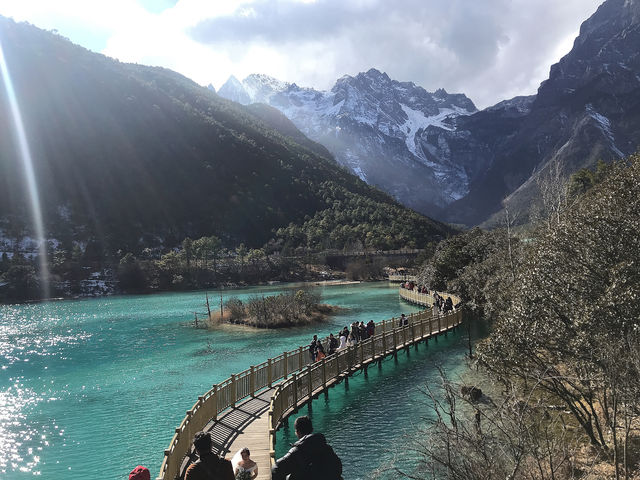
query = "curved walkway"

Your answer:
(157, 289), (461, 480)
